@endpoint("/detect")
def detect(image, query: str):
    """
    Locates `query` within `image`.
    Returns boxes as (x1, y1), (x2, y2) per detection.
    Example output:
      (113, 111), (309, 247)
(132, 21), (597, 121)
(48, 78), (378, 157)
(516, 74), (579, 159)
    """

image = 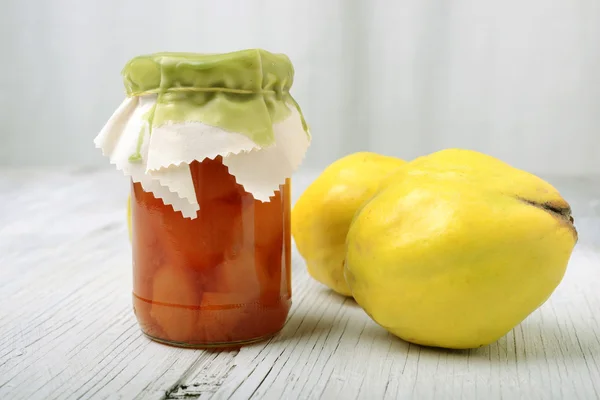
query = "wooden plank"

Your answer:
(0, 169), (203, 400)
(0, 170), (599, 399)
